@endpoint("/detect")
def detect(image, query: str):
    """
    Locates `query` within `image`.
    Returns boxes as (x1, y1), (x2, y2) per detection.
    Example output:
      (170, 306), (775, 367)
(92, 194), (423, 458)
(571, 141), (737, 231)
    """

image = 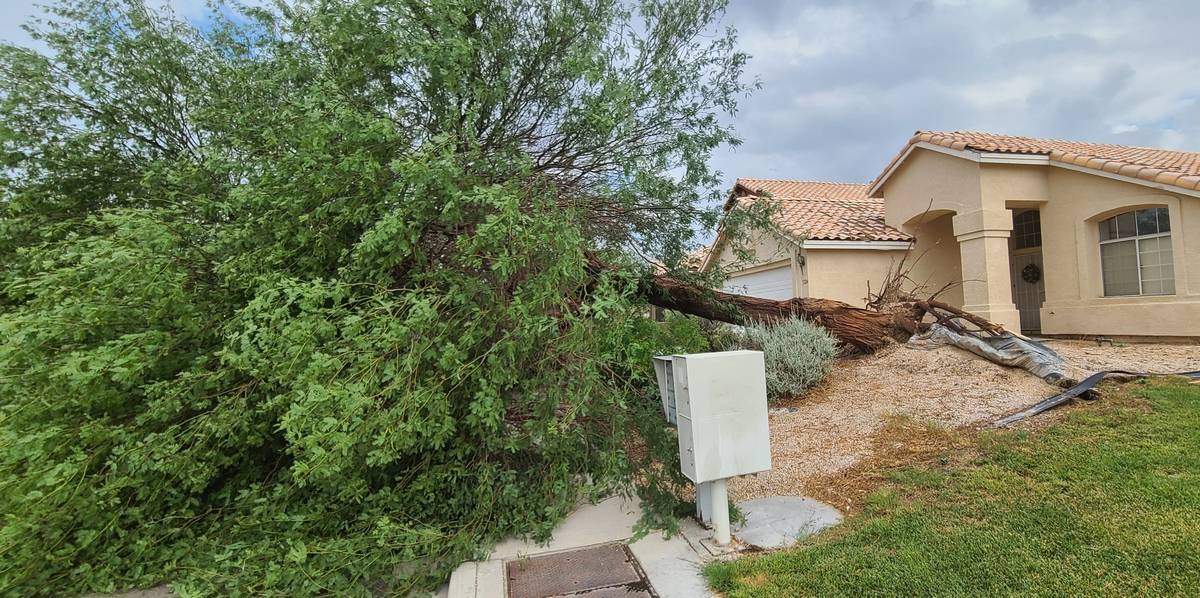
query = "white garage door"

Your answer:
(723, 265), (794, 299)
